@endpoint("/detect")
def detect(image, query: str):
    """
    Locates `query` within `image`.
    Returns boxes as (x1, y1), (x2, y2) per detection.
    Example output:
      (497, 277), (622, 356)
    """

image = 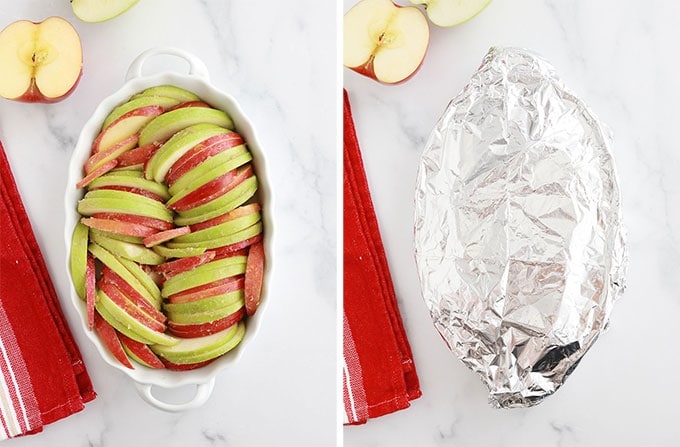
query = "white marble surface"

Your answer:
(0, 1), (336, 445)
(344, 0), (680, 446)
